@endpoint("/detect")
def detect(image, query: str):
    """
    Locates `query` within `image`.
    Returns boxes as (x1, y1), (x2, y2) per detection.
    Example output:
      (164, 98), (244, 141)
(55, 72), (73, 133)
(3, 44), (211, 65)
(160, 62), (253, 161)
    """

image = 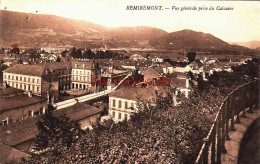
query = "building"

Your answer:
(0, 103), (103, 163)
(0, 83), (24, 98)
(167, 72), (192, 98)
(108, 86), (170, 122)
(0, 92), (47, 126)
(129, 54), (145, 61)
(3, 60), (101, 102)
(143, 67), (163, 83)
